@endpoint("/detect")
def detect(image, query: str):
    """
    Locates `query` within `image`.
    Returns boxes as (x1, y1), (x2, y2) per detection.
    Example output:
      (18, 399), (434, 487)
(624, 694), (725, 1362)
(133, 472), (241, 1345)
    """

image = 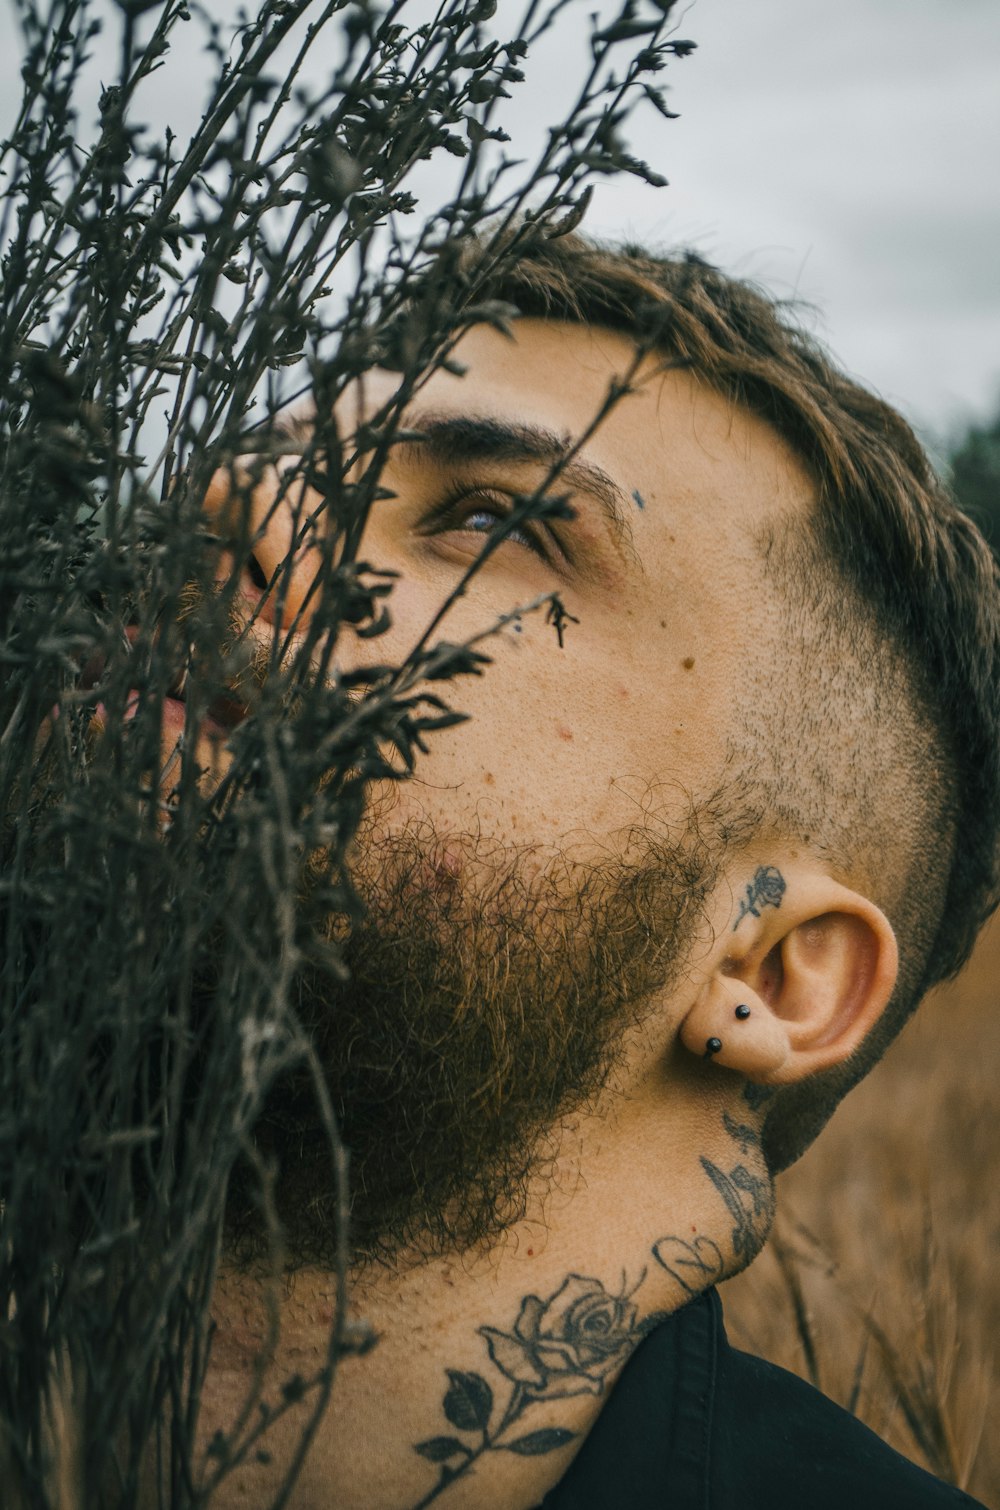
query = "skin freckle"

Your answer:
(682, 656), (695, 670)
(483, 771), (495, 785)
(556, 725), (574, 742)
